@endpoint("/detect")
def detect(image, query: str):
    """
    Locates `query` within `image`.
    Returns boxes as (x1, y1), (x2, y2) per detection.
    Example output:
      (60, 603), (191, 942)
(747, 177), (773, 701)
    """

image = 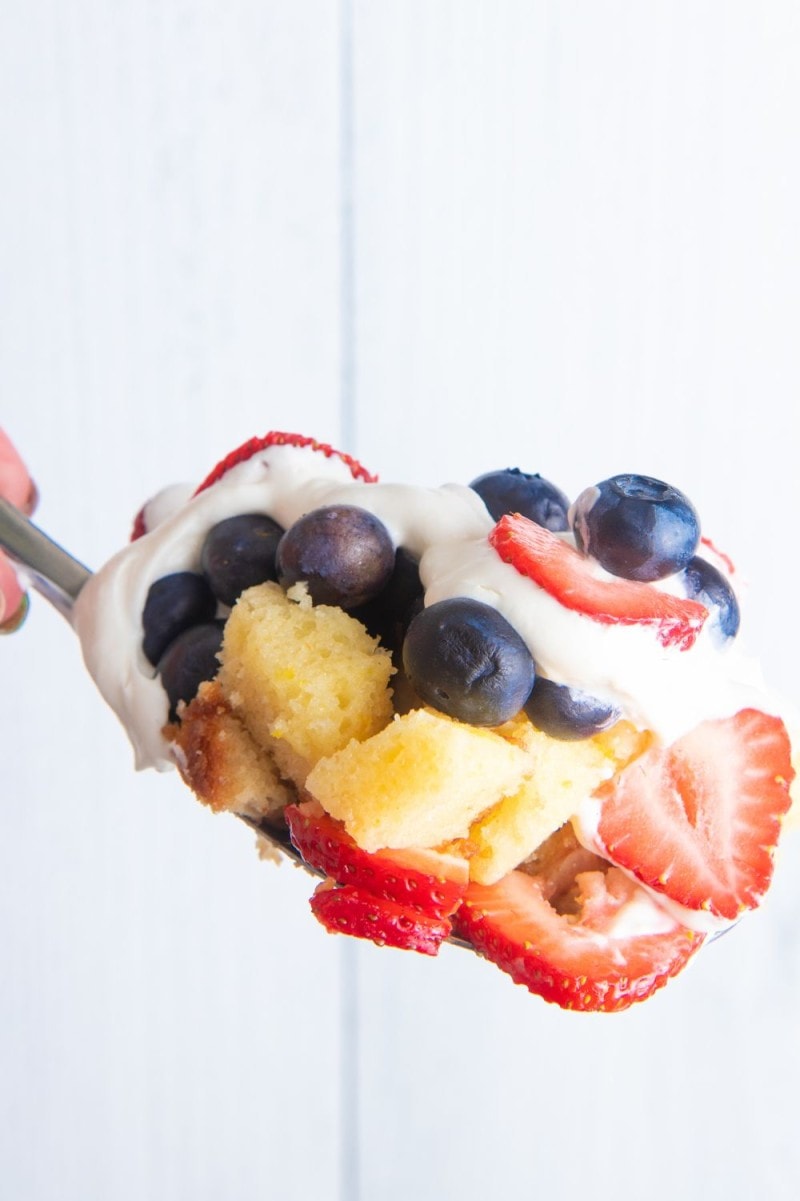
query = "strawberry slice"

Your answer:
(194, 431), (377, 495)
(310, 881), (450, 955)
(286, 800), (468, 920)
(591, 708), (793, 922)
(130, 504), (148, 542)
(453, 827), (703, 1011)
(489, 513), (708, 650)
